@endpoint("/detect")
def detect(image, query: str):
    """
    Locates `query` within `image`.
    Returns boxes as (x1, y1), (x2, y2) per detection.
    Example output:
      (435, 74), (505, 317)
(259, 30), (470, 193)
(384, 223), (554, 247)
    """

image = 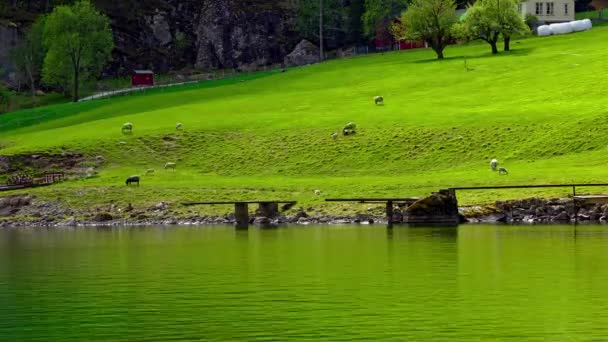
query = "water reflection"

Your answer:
(2, 225), (608, 340)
